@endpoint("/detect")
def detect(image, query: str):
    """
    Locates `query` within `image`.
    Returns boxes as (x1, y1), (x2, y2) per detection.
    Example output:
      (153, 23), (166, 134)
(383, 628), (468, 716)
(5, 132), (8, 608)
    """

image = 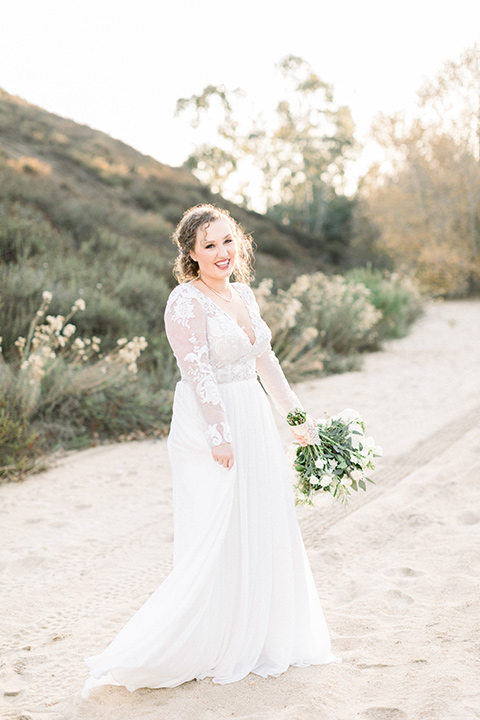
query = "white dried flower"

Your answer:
(63, 323), (76, 338)
(73, 338), (85, 350)
(42, 290), (53, 302)
(72, 298), (86, 312)
(14, 336), (26, 349)
(46, 315), (64, 333)
(117, 338), (128, 346)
